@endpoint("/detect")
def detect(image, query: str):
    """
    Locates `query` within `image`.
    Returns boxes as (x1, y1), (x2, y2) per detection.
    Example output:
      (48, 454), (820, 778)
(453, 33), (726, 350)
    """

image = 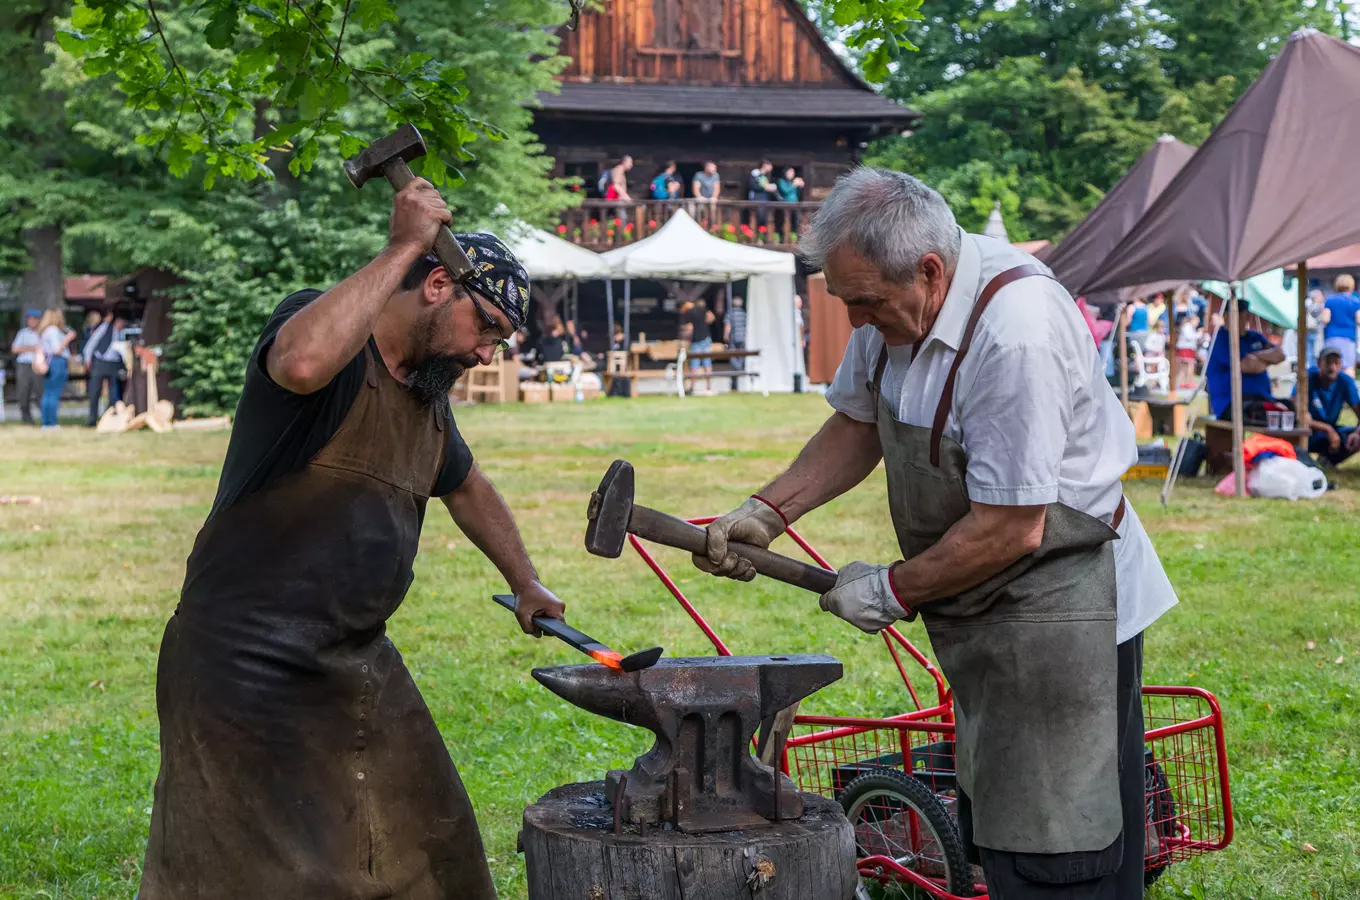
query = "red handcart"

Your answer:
(630, 519), (1234, 899)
